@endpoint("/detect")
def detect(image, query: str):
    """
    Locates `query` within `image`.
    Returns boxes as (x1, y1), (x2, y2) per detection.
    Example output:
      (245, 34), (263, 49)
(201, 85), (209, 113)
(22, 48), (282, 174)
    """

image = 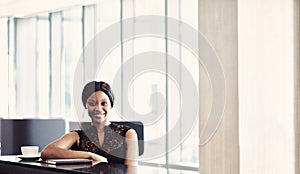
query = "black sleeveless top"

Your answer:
(70, 123), (131, 164)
